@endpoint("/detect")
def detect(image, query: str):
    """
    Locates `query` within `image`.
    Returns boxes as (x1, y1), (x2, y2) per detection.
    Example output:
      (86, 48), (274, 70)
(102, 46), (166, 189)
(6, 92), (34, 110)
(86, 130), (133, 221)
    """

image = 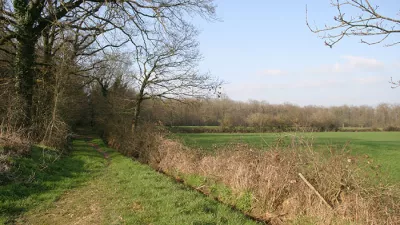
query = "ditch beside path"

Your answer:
(17, 137), (259, 225)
